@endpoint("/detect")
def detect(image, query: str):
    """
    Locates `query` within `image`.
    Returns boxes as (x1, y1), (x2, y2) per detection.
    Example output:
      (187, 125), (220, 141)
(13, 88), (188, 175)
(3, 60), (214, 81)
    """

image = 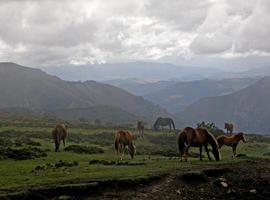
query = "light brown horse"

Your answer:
(115, 131), (136, 160)
(137, 120), (144, 138)
(178, 127), (220, 162)
(224, 123), (234, 135)
(52, 124), (68, 152)
(217, 132), (246, 157)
